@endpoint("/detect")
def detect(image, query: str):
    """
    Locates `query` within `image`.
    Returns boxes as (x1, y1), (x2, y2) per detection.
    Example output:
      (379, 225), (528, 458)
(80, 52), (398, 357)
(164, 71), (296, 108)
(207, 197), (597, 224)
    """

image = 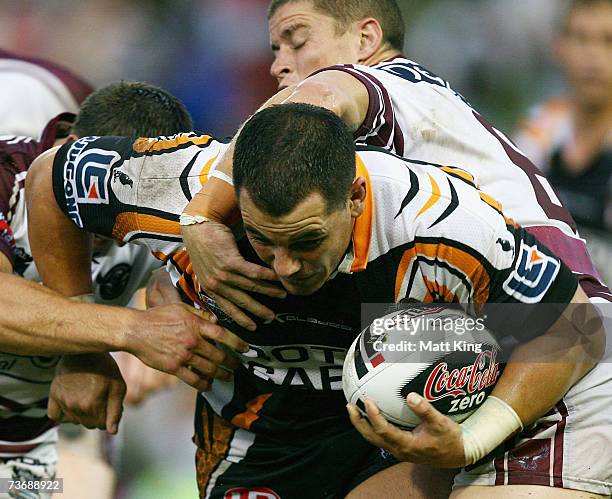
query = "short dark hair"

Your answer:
(72, 81), (193, 137)
(234, 103), (356, 217)
(562, 0), (612, 32)
(268, 0), (405, 52)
